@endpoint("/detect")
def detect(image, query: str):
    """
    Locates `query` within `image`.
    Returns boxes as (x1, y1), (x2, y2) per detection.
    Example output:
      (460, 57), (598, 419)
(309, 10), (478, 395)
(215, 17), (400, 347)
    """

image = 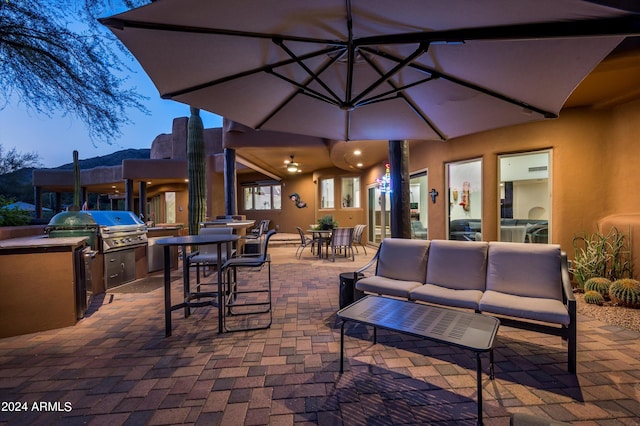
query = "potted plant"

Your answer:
(318, 215), (337, 230)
